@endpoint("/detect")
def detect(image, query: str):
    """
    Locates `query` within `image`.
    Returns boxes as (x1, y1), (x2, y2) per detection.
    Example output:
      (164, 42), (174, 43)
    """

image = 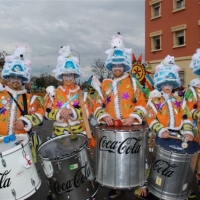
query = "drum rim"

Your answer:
(0, 134), (29, 156)
(155, 139), (200, 155)
(37, 133), (88, 160)
(98, 128), (146, 133)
